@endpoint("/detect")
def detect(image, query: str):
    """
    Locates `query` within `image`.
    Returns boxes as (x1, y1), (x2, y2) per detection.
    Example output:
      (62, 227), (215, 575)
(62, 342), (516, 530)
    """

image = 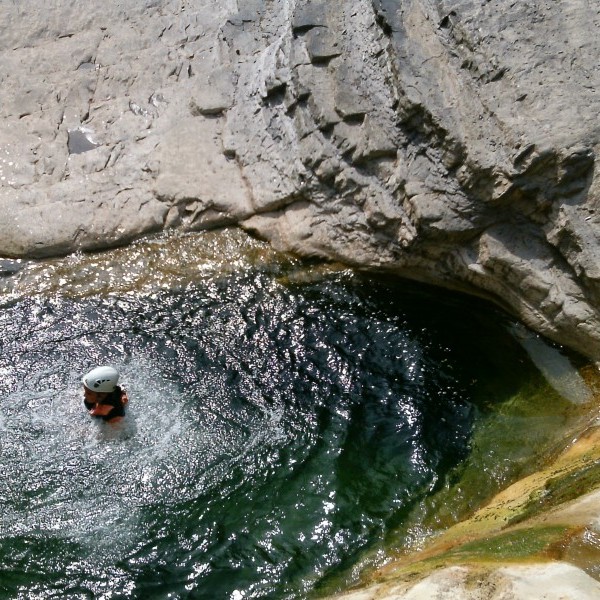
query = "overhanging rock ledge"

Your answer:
(1, 0), (599, 361)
